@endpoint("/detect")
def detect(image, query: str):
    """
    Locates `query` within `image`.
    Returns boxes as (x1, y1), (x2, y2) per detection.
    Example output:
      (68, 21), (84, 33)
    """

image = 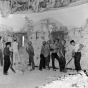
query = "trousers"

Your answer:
(39, 54), (45, 70)
(29, 55), (32, 65)
(59, 56), (66, 71)
(3, 55), (10, 73)
(51, 53), (59, 69)
(29, 56), (35, 69)
(74, 52), (81, 71)
(13, 52), (20, 64)
(45, 55), (50, 68)
(0, 49), (3, 66)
